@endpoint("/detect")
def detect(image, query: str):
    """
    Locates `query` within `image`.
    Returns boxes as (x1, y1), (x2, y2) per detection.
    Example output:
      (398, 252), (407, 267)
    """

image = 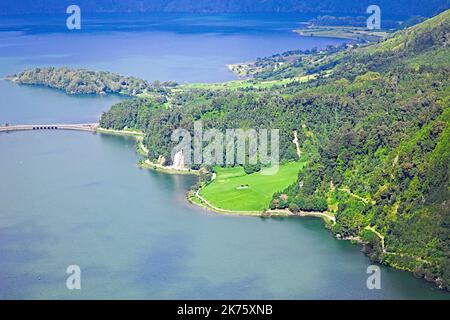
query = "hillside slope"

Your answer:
(97, 10), (449, 290)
